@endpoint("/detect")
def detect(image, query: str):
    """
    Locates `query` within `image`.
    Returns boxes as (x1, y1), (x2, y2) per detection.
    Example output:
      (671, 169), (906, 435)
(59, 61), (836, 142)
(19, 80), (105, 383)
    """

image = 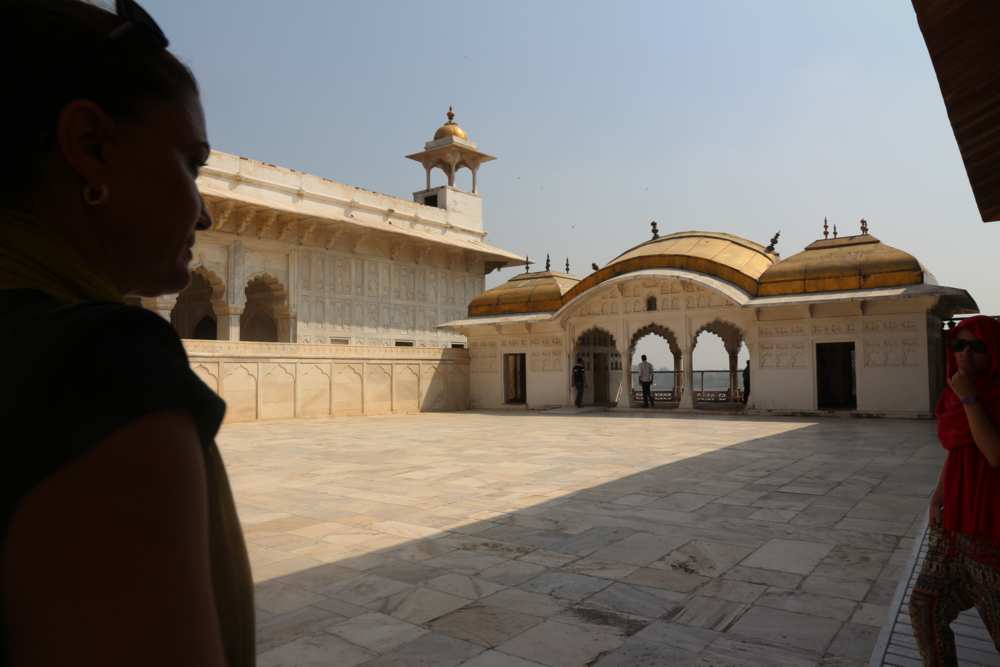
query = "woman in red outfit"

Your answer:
(910, 315), (1000, 665)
